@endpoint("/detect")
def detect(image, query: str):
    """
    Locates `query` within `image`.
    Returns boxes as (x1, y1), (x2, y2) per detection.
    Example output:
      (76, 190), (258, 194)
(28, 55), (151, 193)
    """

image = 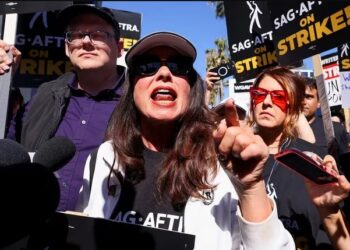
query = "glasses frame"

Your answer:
(249, 86), (289, 112)
(65, 30), (115, 46)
